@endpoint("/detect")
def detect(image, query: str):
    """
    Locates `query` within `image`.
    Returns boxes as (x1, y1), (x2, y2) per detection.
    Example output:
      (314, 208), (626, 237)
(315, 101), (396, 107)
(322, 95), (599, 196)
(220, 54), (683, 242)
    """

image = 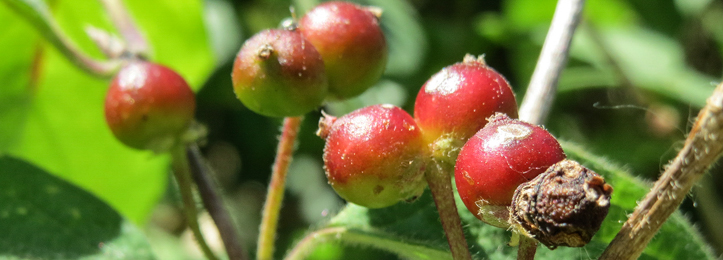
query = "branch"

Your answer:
(600, 83), (723, 259)
(518, 0), (586, 125)
(256, 117), (303, 260)
(187, 144), (248, 260)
